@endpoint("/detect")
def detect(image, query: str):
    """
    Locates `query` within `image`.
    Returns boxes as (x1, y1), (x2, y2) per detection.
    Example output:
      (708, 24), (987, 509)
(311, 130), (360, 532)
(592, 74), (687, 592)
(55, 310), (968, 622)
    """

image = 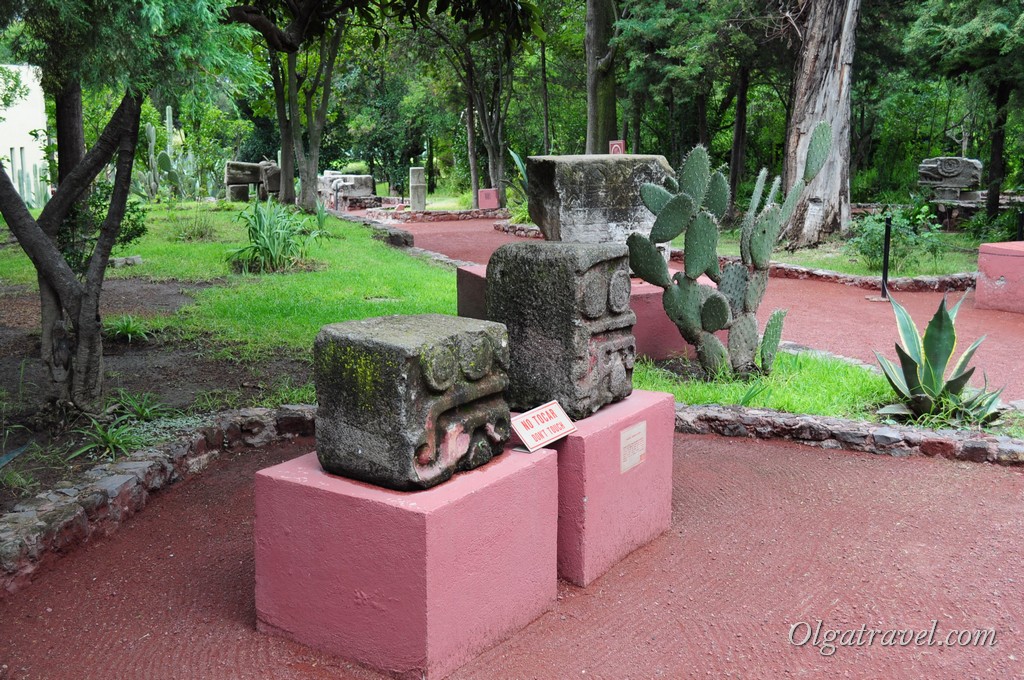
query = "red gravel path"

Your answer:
(3, 435), (1022, 679)
(399, 217), (529, 265)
